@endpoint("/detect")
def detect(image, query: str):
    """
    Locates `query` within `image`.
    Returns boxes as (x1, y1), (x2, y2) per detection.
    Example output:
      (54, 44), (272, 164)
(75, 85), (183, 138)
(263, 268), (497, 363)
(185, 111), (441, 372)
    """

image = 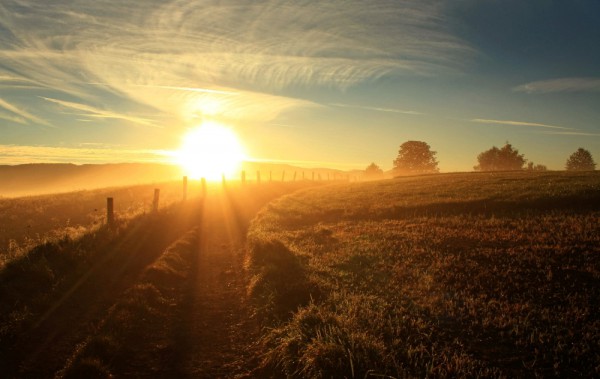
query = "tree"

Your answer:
(364, 162), (384, 179)
(527, 162), (547, 171)
(566, 148), (596, 171)
(474, 142), (526, 171)
(393, 141), (438, 174)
